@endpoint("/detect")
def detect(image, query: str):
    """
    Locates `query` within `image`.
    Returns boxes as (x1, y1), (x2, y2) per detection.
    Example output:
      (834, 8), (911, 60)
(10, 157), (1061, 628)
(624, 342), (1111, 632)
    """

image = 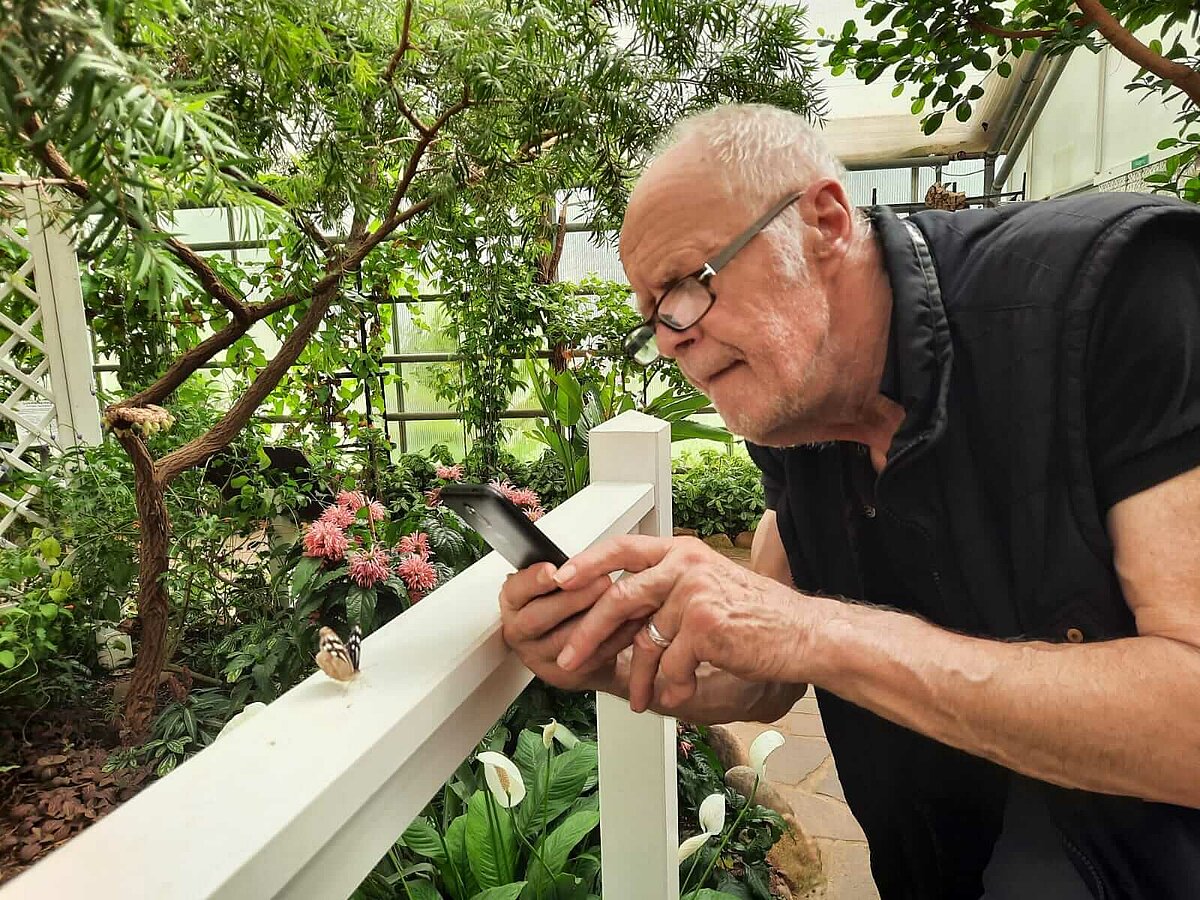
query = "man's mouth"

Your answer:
(704, 361), (742, 390)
